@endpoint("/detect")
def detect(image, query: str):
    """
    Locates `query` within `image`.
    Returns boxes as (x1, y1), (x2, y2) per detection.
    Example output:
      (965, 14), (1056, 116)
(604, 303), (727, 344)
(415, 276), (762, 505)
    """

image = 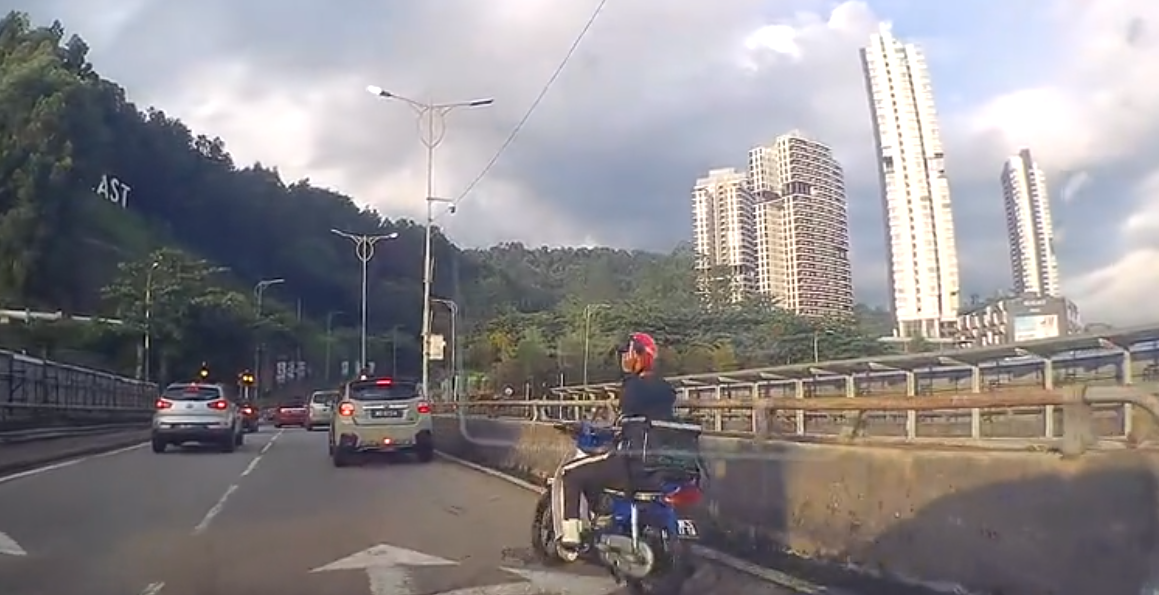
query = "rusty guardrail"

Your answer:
(436, 384), (1159, 456)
